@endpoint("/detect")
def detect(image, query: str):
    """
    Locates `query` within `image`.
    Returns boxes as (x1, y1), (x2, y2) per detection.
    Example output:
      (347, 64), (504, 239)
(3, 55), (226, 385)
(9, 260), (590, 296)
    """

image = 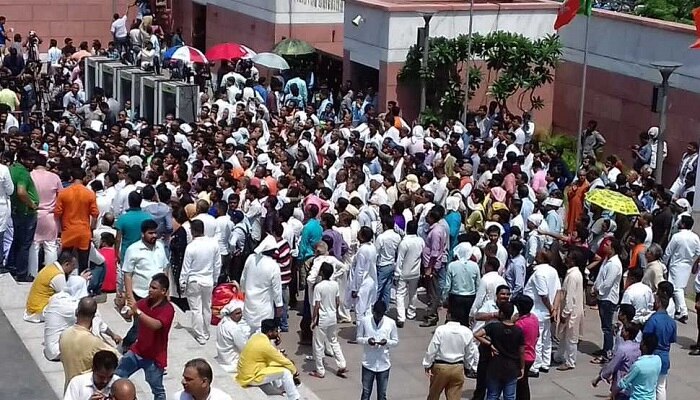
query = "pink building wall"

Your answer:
(553, 61), (700, 184)
(172, 1), (343, 56)
(0, 0), (131, 49)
